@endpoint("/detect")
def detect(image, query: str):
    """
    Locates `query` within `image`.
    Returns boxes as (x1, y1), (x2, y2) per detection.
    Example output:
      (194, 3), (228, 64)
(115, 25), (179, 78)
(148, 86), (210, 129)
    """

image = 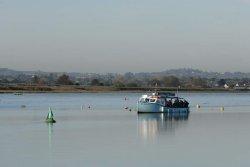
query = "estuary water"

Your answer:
(0, 92), (250, 167)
